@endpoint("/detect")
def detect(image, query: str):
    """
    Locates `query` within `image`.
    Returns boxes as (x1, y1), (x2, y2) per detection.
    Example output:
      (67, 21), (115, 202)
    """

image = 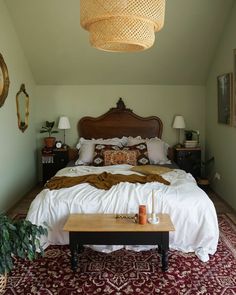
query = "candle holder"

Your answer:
(148, 213), (159, 224)
(148, 190), (159, 224)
